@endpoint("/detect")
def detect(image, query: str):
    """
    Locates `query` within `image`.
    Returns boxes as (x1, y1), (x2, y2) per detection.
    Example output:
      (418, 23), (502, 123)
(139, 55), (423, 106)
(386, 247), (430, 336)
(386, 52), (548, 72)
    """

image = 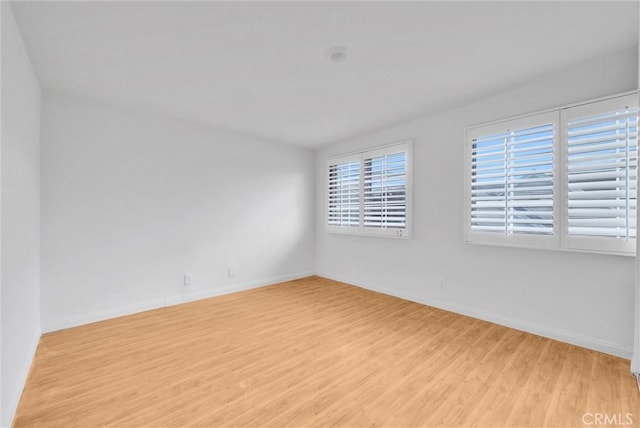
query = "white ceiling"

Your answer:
(10, 1), (639, 148)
